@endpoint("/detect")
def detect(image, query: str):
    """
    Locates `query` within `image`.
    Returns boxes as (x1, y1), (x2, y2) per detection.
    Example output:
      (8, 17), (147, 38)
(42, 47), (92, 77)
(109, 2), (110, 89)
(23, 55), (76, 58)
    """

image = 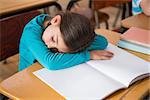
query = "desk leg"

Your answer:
(112, 6), (122, 28)
(122, 3), (126, 19)
(94, 11), (100, 28)
(122, 2), (132, 20)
